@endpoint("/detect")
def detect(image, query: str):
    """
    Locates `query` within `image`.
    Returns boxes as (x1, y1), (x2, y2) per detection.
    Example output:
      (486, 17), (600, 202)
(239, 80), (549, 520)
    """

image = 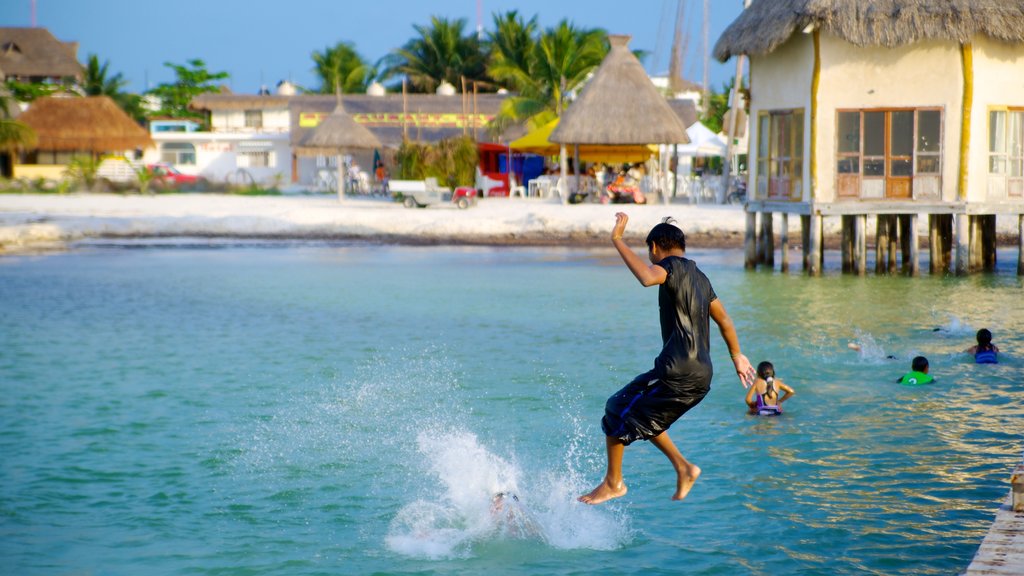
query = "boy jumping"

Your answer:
(579, 213), (755, 505)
